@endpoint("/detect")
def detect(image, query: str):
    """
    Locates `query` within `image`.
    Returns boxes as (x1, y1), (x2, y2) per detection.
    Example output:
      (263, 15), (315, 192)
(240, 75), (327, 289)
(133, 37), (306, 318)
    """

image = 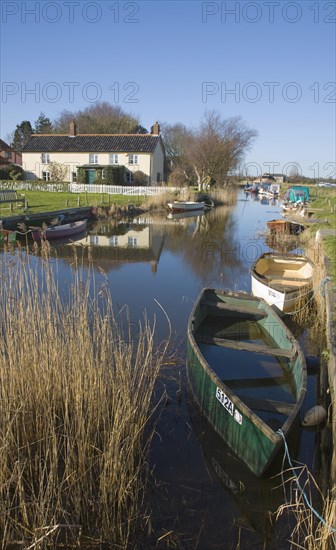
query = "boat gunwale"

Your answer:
(187, 288), (307, 471)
